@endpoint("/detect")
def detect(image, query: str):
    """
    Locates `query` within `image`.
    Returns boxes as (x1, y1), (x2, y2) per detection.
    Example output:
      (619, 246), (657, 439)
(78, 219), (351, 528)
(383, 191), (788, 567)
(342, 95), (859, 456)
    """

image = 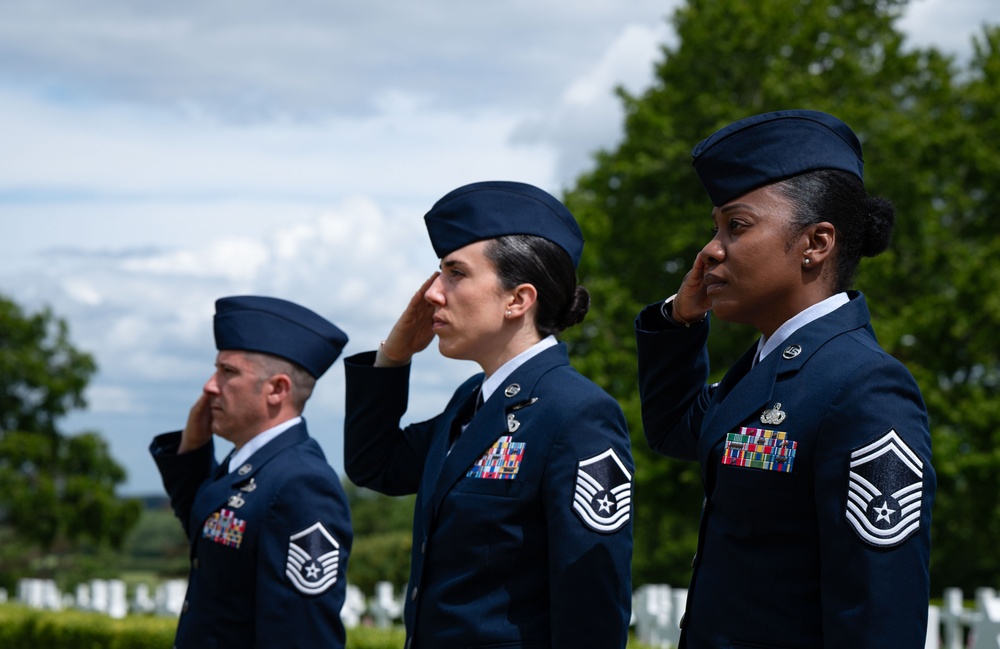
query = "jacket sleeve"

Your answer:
(635, 301), (713, 461)
(254, 469), (353, 649)
(149, 431), (216, 538)
(814, 352), (935, 647)
(342, 350), (440, 496)
(544, 391), (634, 648)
